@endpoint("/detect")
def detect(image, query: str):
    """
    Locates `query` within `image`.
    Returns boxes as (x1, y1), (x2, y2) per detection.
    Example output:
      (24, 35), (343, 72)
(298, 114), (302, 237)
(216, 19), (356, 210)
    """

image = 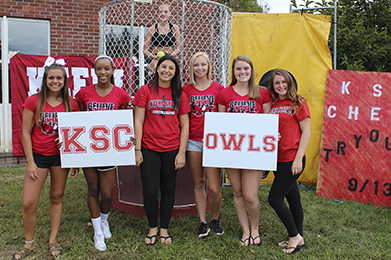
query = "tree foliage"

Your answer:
(291, 0), (391, 72)
(219, 0), (269, 13)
